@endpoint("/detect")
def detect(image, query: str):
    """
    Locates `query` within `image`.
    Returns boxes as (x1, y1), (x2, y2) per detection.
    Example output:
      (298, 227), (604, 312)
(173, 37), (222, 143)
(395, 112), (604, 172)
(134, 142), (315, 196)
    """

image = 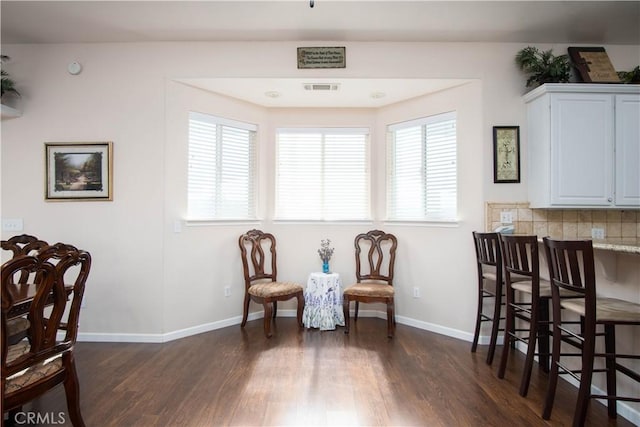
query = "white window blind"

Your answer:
(188, 112), (257, 220)
(276, 128), (370, 221)
(387, 111), (457, 222)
